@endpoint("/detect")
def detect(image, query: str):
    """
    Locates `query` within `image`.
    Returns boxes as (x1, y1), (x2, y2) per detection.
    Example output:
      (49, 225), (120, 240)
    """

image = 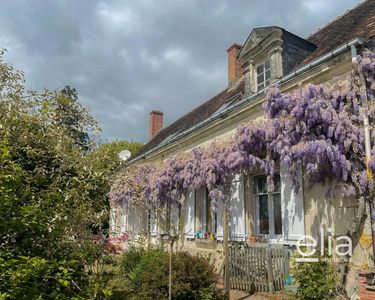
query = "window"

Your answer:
(195, 188), (217, 234)
(148, 207), (158, 236)
(206, 189), (217, 234)
(256, 59), (271, 91)
(253, 174), (282, 236)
